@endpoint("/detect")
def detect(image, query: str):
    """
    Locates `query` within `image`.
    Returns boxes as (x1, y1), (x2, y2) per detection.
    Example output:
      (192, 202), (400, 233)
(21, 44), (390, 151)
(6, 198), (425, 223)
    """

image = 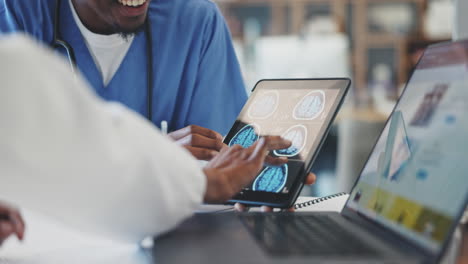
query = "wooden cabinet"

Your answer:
(351, 0), (426, 102)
